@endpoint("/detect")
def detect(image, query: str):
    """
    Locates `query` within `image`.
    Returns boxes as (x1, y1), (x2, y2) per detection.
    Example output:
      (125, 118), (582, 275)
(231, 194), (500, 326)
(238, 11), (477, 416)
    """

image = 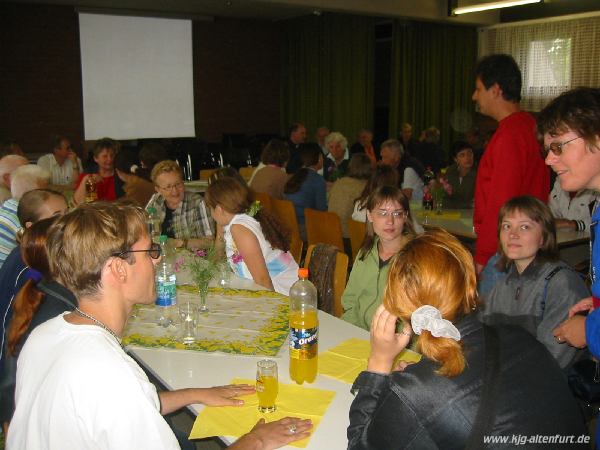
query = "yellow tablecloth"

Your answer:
(190, 377), (336, 448)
